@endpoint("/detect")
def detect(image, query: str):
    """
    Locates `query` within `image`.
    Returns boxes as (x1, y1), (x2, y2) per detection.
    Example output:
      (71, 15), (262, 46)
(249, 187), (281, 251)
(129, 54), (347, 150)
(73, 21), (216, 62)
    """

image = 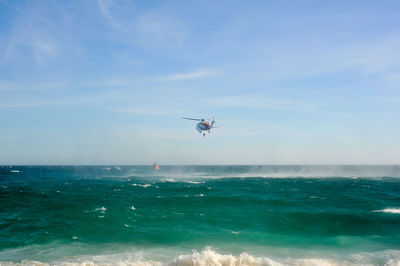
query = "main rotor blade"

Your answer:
(182, 117), (202, 121)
